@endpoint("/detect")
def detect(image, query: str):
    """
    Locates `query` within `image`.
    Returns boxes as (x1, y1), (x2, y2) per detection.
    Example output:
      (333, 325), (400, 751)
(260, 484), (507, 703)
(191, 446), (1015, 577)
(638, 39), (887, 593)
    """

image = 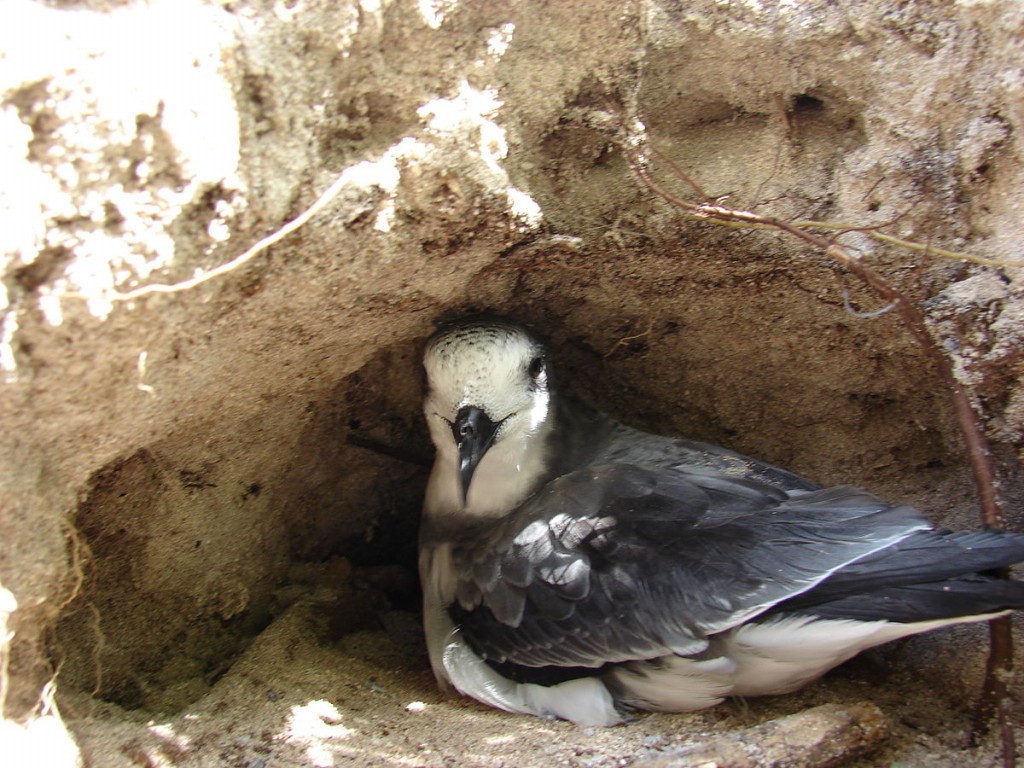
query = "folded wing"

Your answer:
(447, 463), (934, 669)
